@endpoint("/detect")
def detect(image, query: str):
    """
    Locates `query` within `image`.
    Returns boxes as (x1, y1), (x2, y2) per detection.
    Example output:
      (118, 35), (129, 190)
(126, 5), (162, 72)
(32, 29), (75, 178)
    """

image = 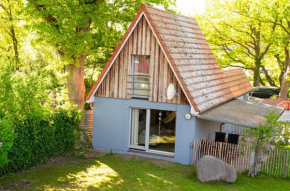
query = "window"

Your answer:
(129, 55), (150, 97)
(130, 108), (176, 154)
